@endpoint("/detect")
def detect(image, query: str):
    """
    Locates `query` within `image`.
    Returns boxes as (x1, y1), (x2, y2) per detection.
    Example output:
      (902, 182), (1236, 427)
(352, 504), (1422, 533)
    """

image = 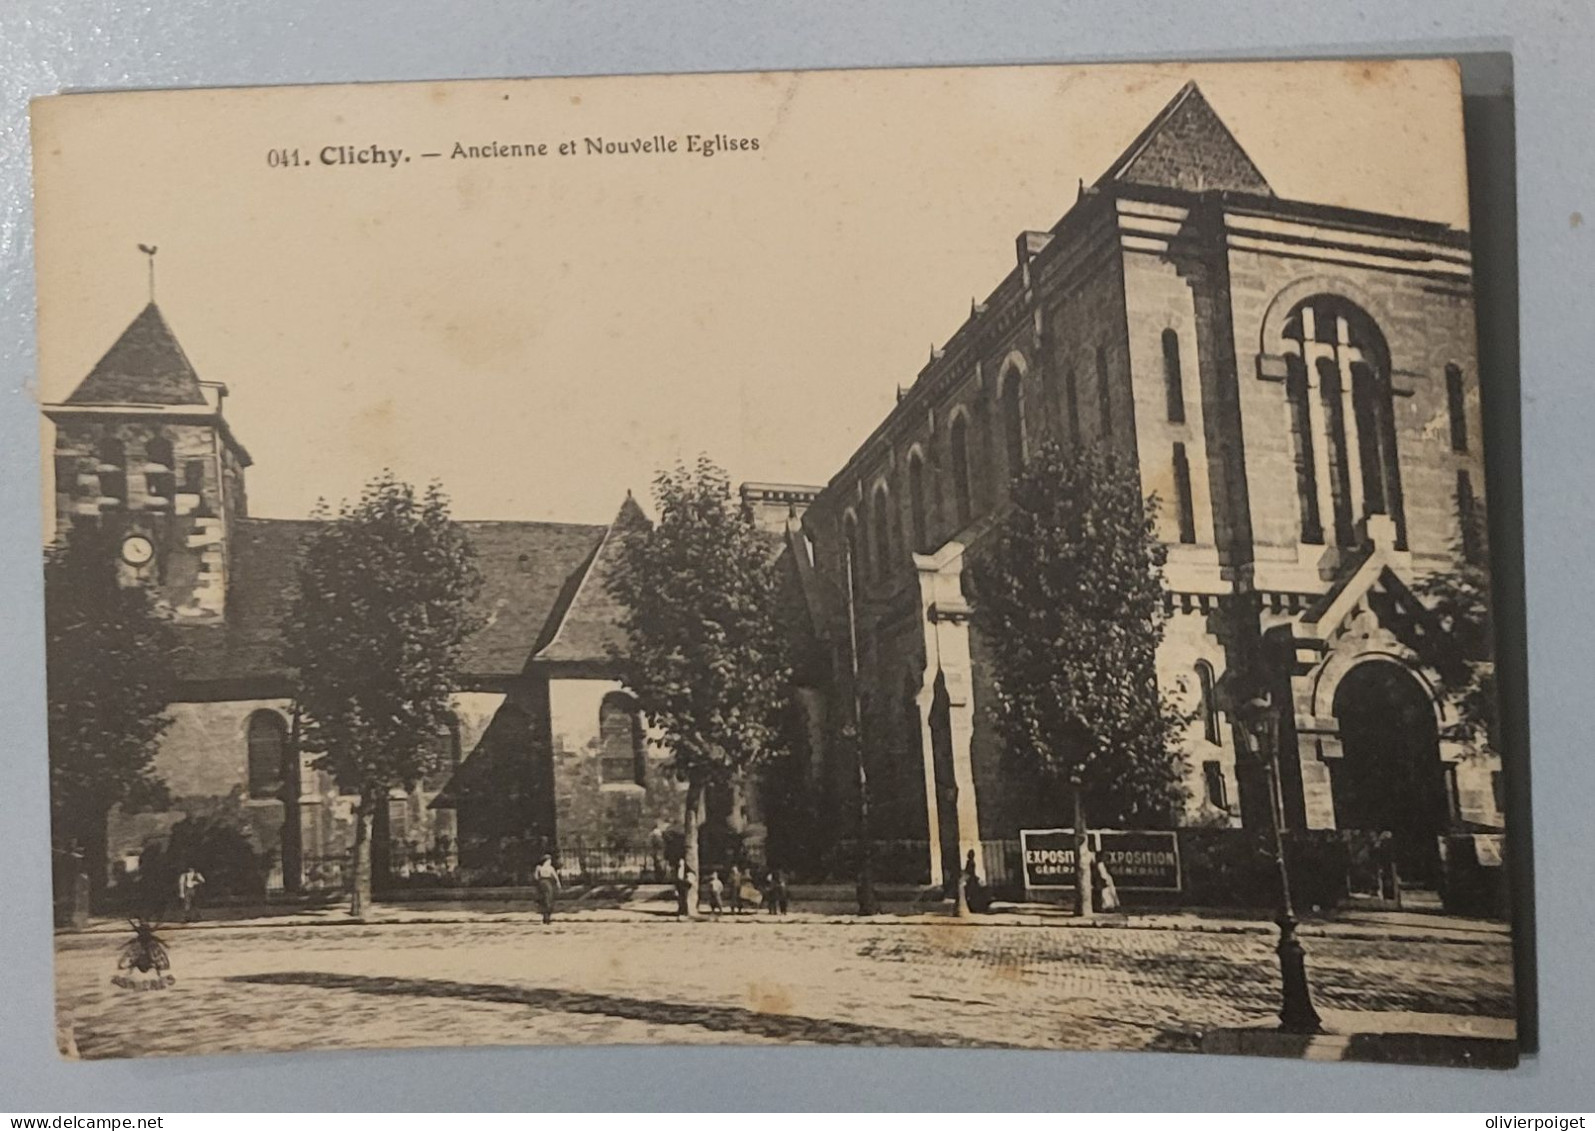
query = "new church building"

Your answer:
(771, 81), (1504, 896)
